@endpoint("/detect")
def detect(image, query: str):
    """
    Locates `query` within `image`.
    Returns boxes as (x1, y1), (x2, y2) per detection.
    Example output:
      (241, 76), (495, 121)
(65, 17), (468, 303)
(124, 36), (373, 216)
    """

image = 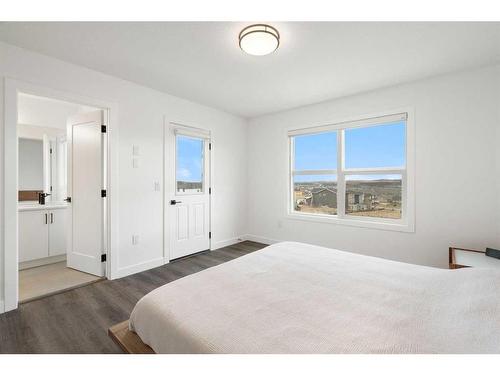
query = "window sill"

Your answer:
(285, 212), (415, 233)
